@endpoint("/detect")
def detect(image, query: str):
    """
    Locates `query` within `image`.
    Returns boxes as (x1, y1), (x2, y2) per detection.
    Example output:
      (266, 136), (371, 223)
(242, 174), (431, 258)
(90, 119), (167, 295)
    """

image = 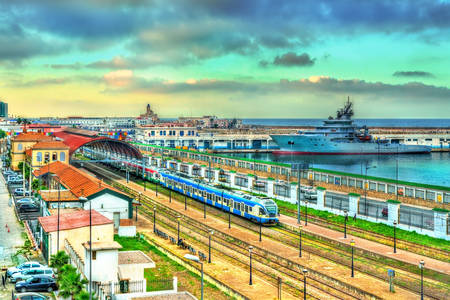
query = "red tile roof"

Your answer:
(14, 133), (53, 142)
(32, 141), (70, 150)
(38, 209), (113, 233)
(39, 190), (79, 202)
(33, 161), (129, 199)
